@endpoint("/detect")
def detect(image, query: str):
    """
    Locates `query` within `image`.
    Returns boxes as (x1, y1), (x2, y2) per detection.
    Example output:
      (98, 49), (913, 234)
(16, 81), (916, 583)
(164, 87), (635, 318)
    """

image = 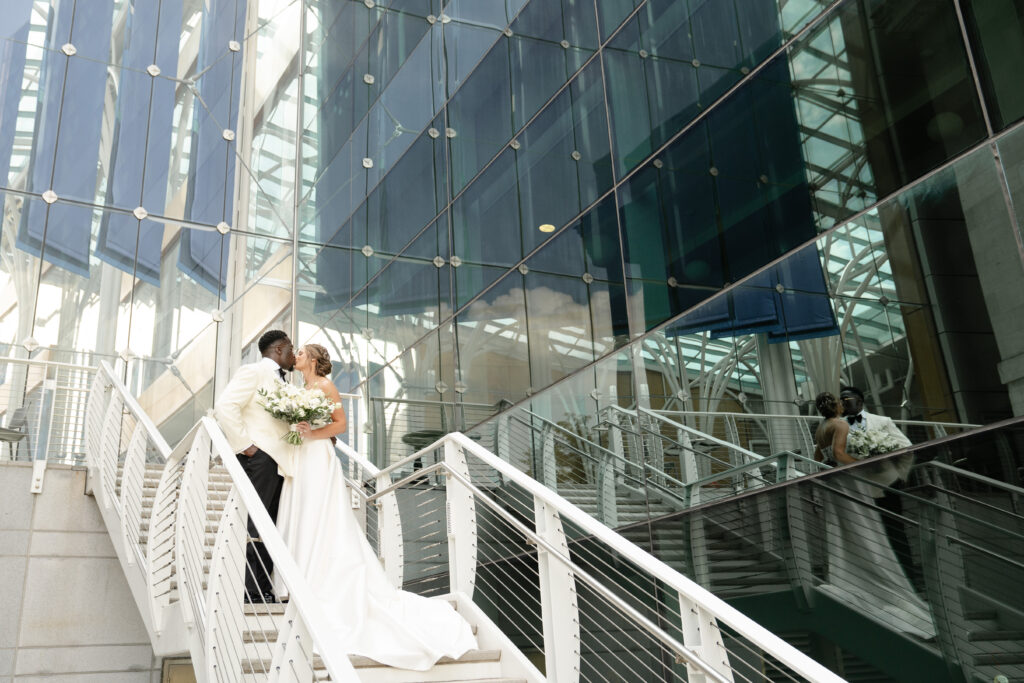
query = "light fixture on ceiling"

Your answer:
(538, 223), (555, 233)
